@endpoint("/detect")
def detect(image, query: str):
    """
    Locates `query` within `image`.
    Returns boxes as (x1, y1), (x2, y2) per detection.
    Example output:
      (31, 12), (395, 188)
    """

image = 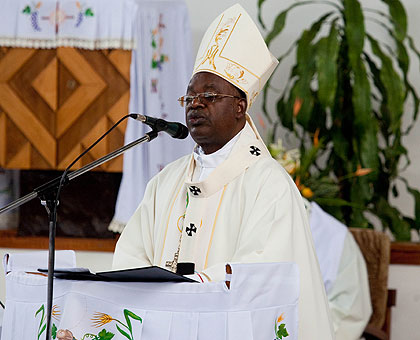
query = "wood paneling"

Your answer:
(0, 230), (118, 252)
(0, 47), (131, 171)
(390, 242), (420, 265)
